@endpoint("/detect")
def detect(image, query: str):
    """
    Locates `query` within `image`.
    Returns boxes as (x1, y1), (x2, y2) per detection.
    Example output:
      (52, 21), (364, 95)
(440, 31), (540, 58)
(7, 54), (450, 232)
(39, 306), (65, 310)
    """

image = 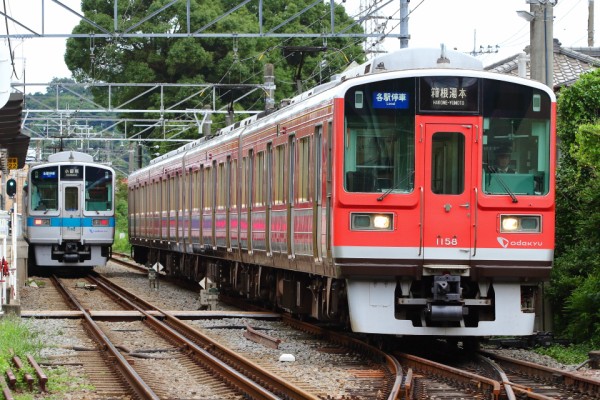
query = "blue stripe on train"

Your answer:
(26, 217), (115, 227)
